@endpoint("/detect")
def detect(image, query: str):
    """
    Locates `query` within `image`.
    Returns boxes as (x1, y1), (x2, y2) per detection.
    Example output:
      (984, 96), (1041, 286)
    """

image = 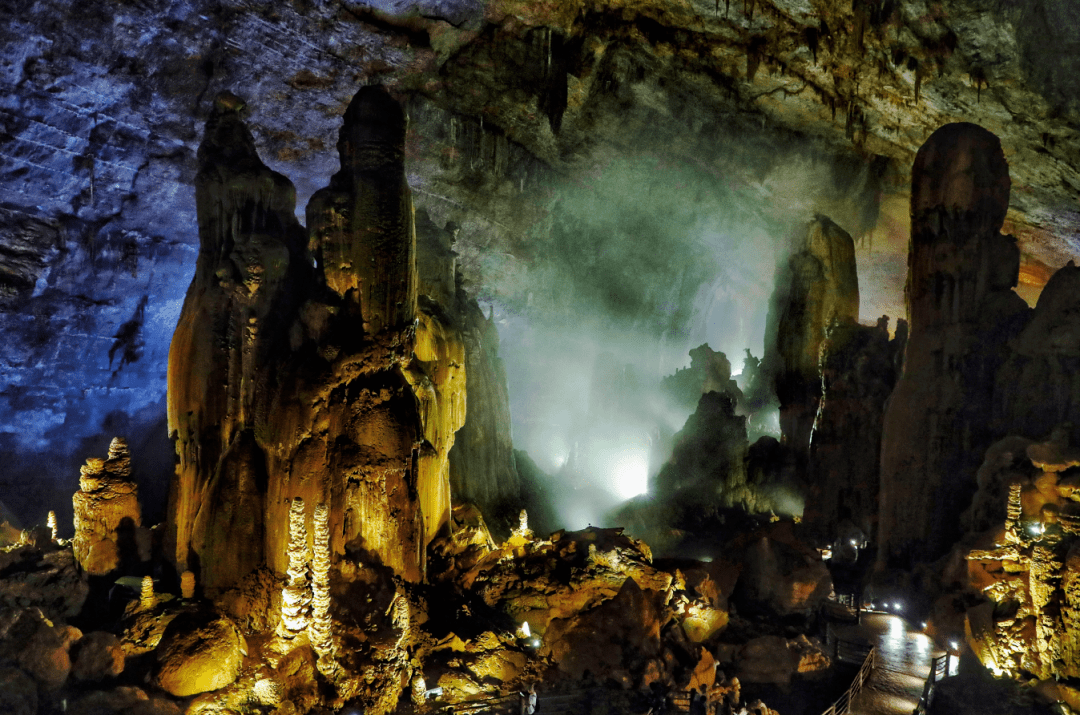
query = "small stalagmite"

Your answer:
(72, 437), (141, 575)
(180, 570), (196, 600)
(47, 511), (57, 542)
(140, 576), (155, 610)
